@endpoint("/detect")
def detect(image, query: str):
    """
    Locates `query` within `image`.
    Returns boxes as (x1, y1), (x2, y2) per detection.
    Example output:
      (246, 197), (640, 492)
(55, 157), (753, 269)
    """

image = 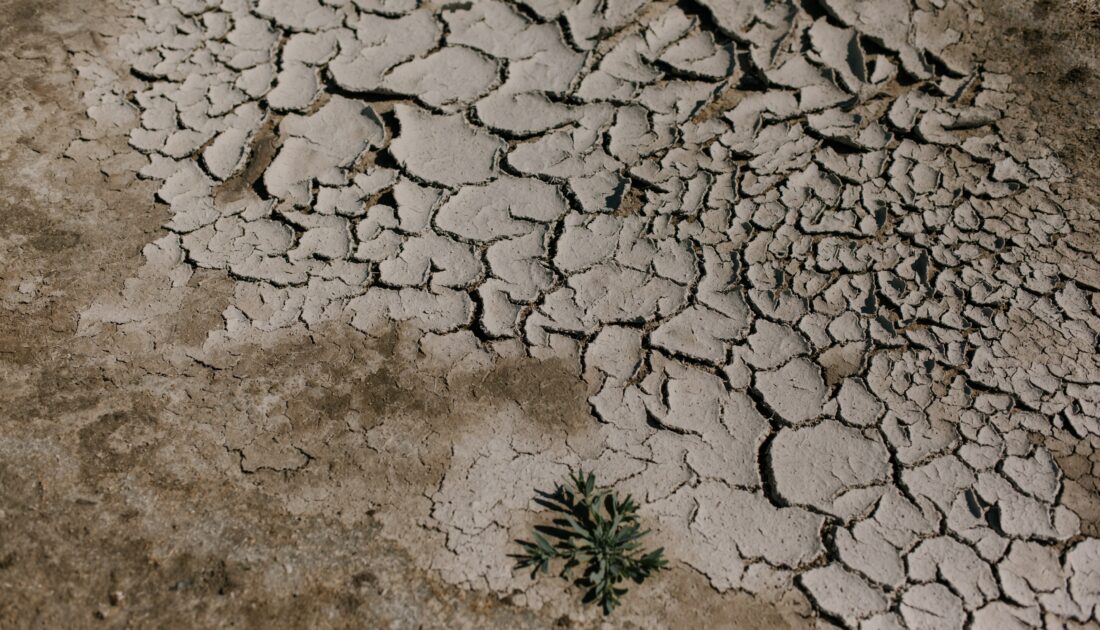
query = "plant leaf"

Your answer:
(513, 469), (669, 616)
